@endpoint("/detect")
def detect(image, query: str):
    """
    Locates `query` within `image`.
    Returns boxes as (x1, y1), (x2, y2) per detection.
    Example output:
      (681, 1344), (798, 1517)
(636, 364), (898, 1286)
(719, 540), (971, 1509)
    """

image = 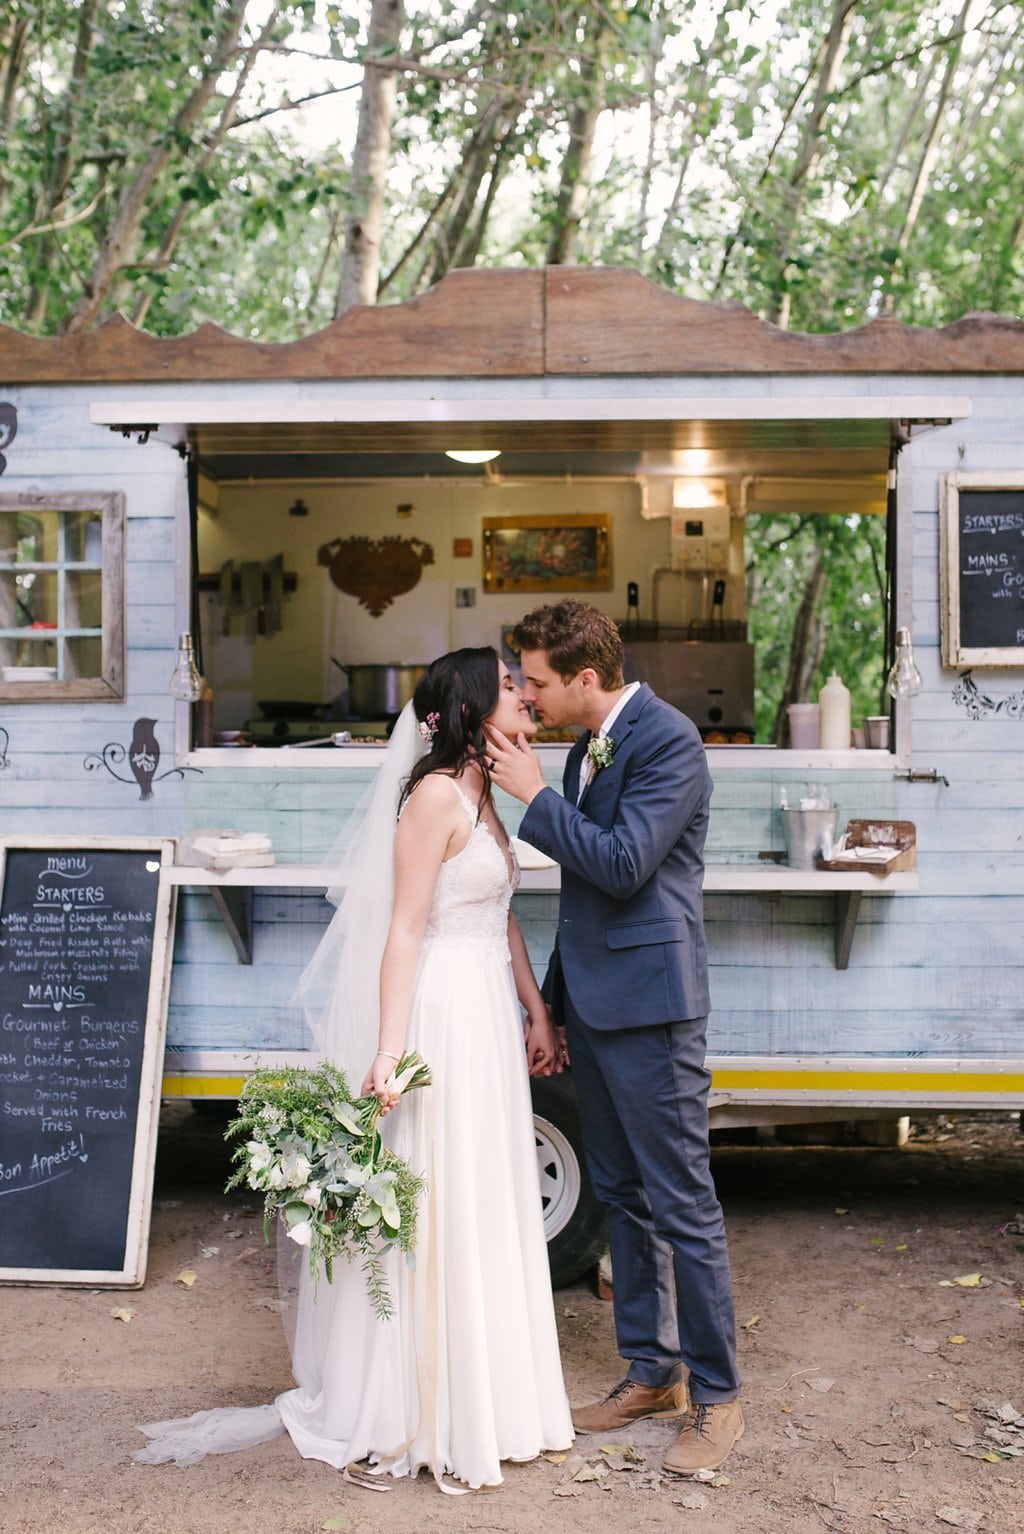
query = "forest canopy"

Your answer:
(1, 0), (1020, 339)
(1, 0), (1018, 738)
